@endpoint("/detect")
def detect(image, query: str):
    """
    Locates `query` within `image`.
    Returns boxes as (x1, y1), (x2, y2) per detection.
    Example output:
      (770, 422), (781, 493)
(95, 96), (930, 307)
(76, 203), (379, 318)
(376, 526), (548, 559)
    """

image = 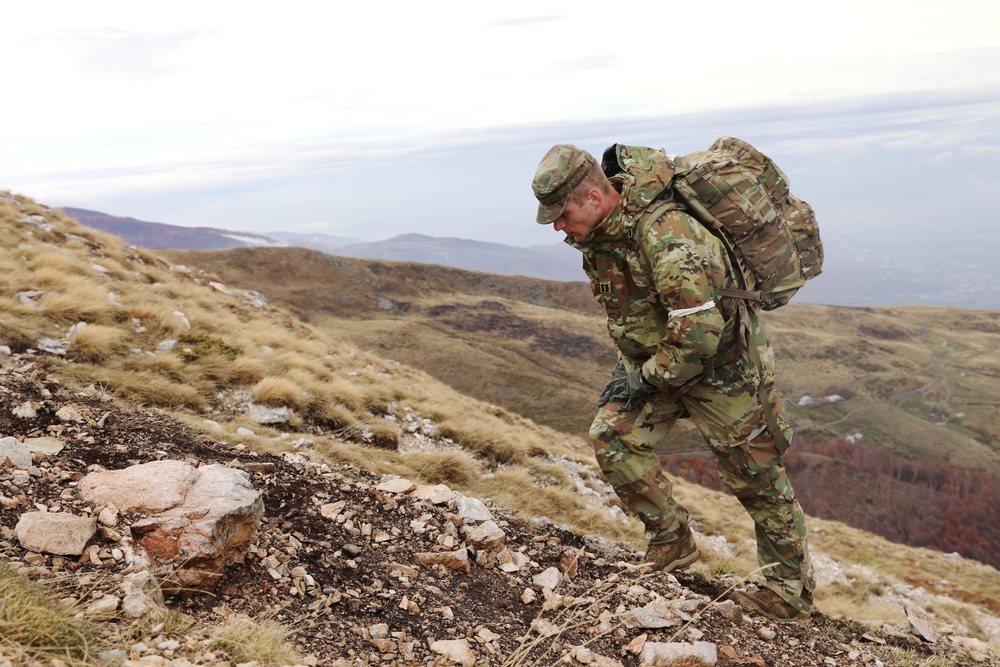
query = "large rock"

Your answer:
(78, 459), (200, 512)
(15, 512), (97, 555)
(79, 461), (264, 592)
